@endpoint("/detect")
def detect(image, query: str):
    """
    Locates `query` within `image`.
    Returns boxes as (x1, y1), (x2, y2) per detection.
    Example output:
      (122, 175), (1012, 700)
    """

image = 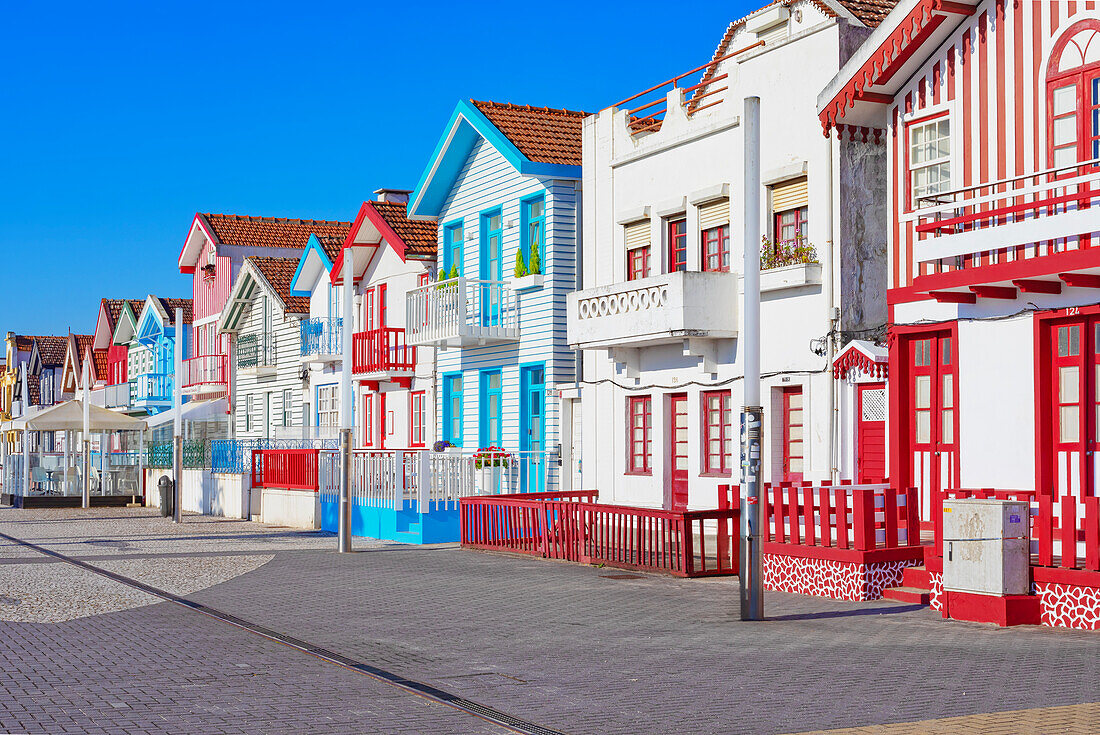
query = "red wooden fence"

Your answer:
(251, 449), (320, 491)
(352, 328), (416, 375)
(460, 491), (738, 577)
